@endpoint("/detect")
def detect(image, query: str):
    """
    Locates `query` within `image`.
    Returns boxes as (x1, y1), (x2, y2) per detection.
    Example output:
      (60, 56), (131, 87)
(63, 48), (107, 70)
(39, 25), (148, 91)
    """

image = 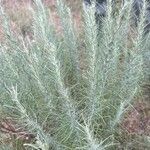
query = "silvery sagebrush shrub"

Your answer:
(0, 0), (149, 149)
